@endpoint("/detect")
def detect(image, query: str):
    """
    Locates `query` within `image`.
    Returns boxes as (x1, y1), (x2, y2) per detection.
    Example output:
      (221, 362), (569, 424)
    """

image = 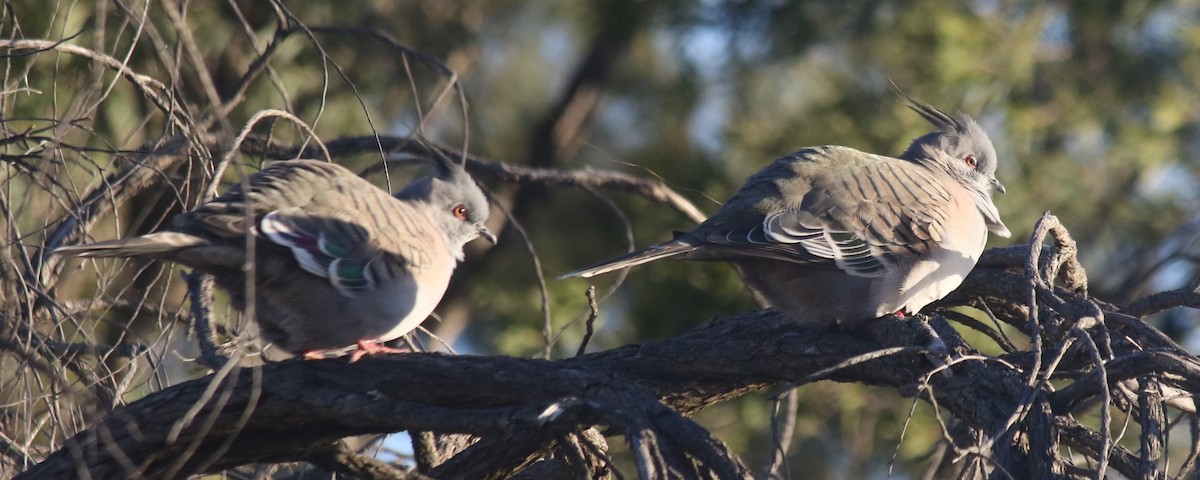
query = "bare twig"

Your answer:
(1073, 327), (1110, 479)
(575, 285), (599, 357)
(1178, 415), (1200, 478)
(0, 39), (190, 130)
(762, 387), (798, 479)
(304, 441), (421, 480)
(1121, 290), (1200, 318)
(234, 135), (708, 223)
(183, 271), (227, 370)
